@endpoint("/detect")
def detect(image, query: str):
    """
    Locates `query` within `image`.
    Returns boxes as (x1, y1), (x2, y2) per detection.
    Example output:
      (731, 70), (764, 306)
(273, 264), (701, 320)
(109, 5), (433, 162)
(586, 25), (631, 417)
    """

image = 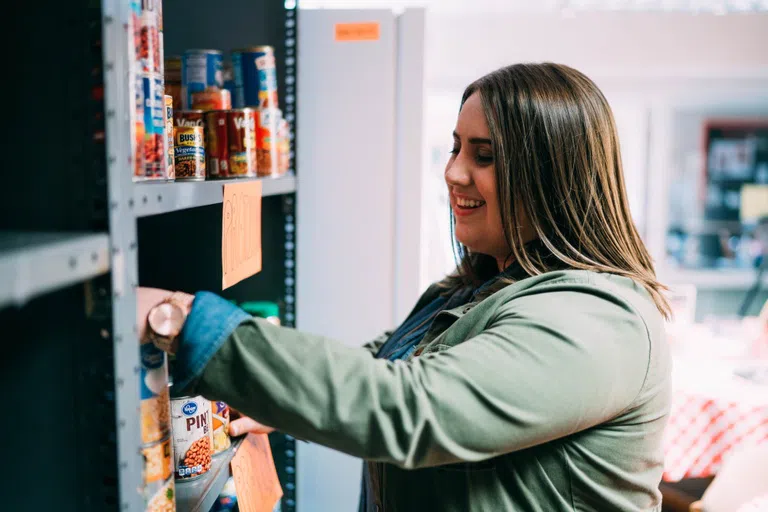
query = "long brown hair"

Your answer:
(442, 63), (670, 318)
